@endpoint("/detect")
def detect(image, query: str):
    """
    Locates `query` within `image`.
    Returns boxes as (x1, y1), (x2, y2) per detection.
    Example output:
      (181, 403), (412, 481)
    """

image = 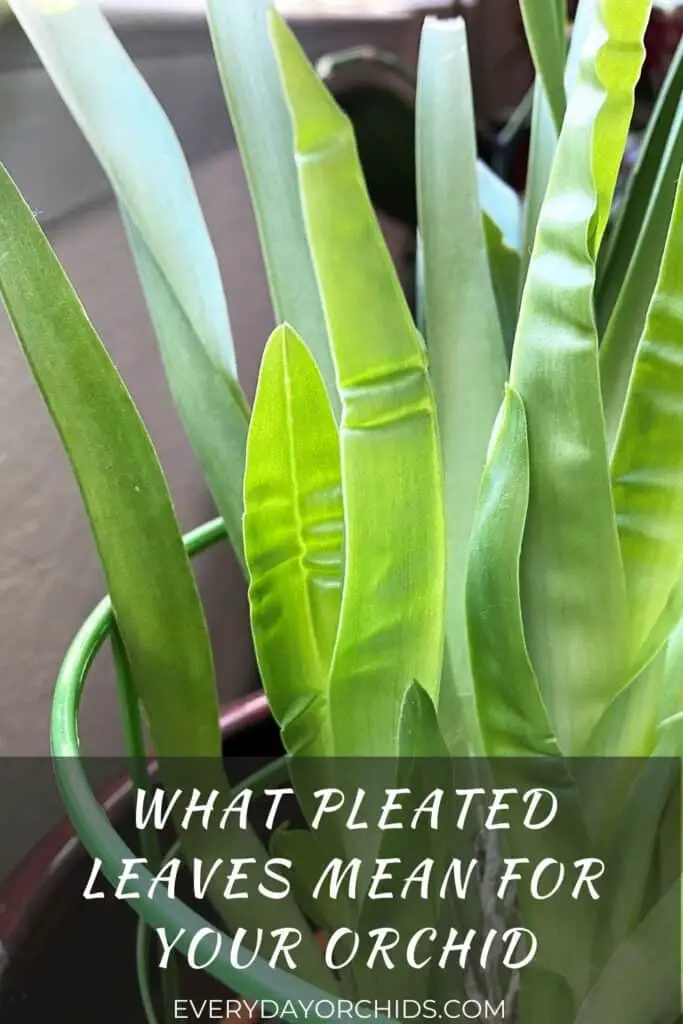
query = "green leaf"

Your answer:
(482, 213), (521, 361)
(509, 0), (650, 753)
(0, 162), (220, 756)
(205, 0), (337, 416)
(476, 158), (522, 360)
(10, 0), (249, 560)
(519, 81), (558, 296)
(600, 102), (683, 448)
(476, 160), (522, 251)
(596, 39), (683, 327)
(519, 0), (567, 134)
(520, 0), (595, 294)
(416, 17), (507, 750)
(270, 12), (446, 758)
(243, 324), (343, 757)
(591, 756), (679, 971)
(610, 169), (683, 656)
(0, 163), (336, 990)
(466, 386), (561, 757)
(572, 885), (681, 1024)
